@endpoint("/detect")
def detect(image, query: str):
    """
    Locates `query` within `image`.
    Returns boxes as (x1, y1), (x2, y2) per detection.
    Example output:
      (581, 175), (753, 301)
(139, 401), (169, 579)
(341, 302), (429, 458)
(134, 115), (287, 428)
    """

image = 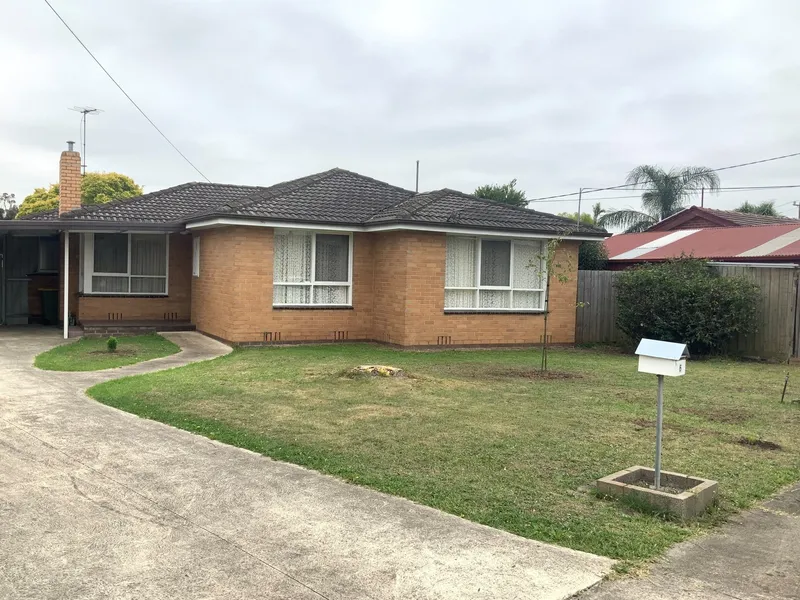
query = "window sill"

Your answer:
(79, 293), (169, 299)
(273, 305), (353, 310)
(444, 309), (546, 315)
